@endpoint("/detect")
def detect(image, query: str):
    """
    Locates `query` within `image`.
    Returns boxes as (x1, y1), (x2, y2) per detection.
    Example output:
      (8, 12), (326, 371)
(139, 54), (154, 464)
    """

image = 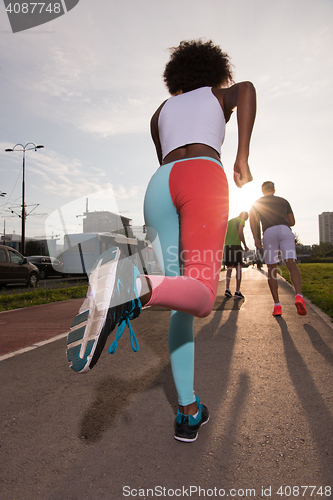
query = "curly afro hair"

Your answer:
(163, 39), (234, 95)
